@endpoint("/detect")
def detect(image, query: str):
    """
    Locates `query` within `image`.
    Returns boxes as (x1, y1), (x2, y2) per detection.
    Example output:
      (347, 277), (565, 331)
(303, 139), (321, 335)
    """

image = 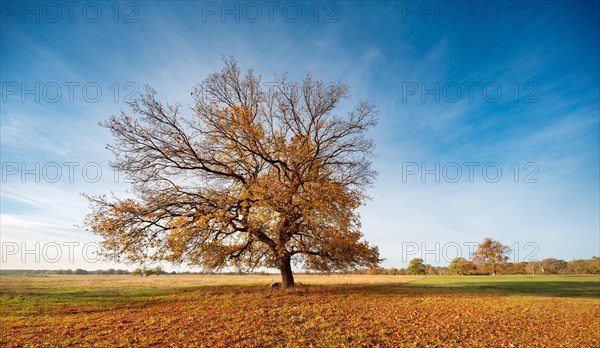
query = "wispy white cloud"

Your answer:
(1, 1), (598, 270)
